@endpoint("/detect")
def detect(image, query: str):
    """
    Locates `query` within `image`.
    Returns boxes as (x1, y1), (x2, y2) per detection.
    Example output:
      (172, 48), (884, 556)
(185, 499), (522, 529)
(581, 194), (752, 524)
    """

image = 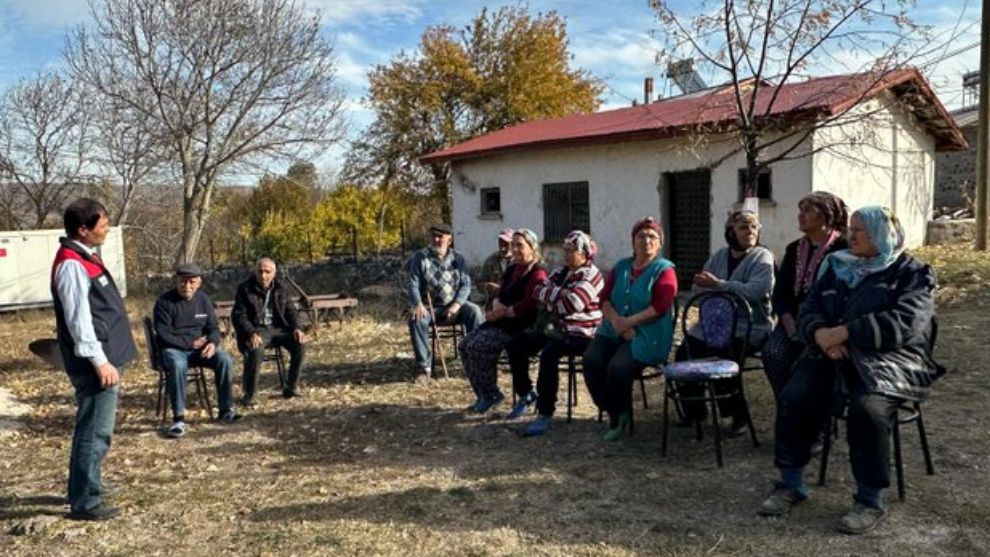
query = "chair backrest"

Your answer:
(142, 316), (162, 372)
(680, 290), (753, 364)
